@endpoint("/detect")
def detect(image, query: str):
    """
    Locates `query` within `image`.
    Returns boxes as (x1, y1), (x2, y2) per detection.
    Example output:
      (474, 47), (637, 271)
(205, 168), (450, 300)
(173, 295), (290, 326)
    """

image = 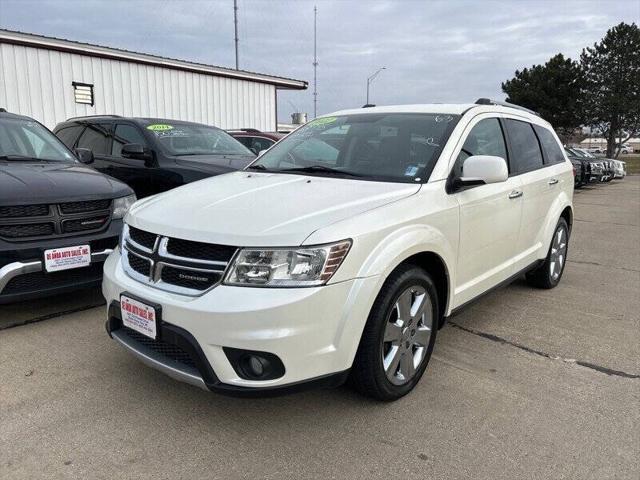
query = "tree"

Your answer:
(502, 54), (584, 141)
(580, 22), (640, 158)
